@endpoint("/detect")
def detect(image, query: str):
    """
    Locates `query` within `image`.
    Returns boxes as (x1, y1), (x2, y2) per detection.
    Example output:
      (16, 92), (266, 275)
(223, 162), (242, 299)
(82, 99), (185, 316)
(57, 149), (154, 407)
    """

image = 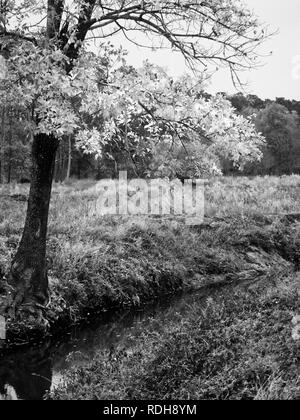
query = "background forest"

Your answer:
(1, 90), (300, 182)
